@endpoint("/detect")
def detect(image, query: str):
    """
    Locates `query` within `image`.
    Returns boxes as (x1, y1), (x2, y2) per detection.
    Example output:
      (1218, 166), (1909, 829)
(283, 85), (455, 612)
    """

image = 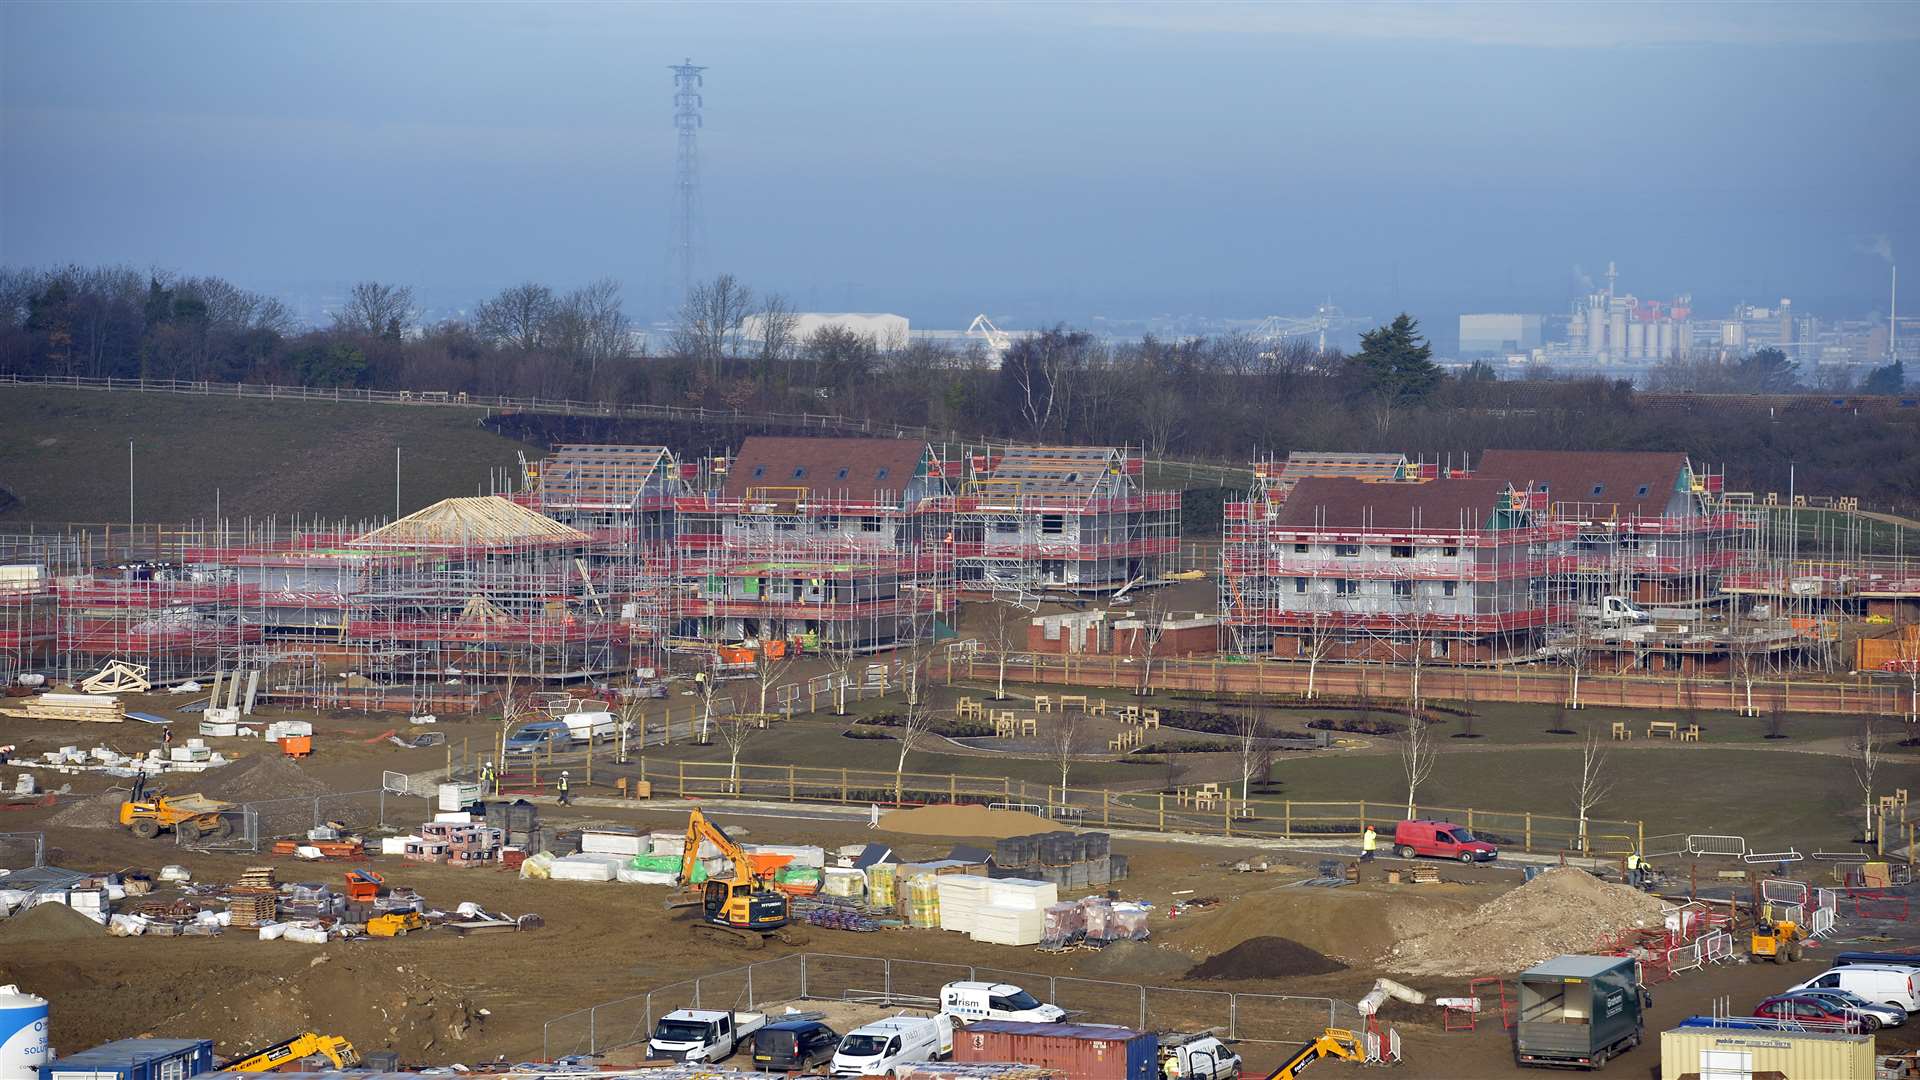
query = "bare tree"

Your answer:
(1131, 590), (1168, 696)
(673, 273), (754, 374)
(1575, 719), (1615, 853)
(1399, 712), (1436, 817)
(755, 292), (802, 369)
(1047, 710), (1089, 793)
(1564, 614), (1592, 712)
(750, 644), (793, 718)
(891, 651), (936, 802)
(1851, 715), (1882, 845)
(1302, 597), (1335, 701)
(979, 596), (1026, 700)
(716, 708), (758, 795)
(1235, 702), (1272, 802)
(550, 278), (631, 384)
(333, 281), (414, 338)
(474, 282), (559, 351)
